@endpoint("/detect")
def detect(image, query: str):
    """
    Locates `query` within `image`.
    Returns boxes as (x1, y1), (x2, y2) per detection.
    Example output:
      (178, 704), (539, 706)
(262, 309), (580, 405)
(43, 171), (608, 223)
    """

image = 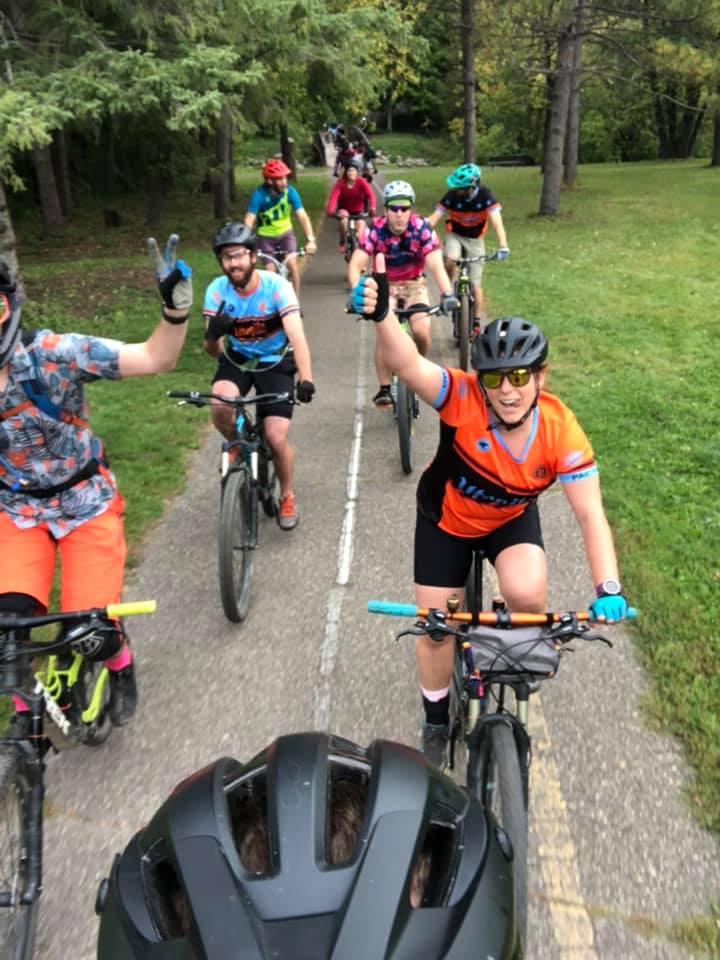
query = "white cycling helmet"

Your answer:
(383, 180), (415, 205)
